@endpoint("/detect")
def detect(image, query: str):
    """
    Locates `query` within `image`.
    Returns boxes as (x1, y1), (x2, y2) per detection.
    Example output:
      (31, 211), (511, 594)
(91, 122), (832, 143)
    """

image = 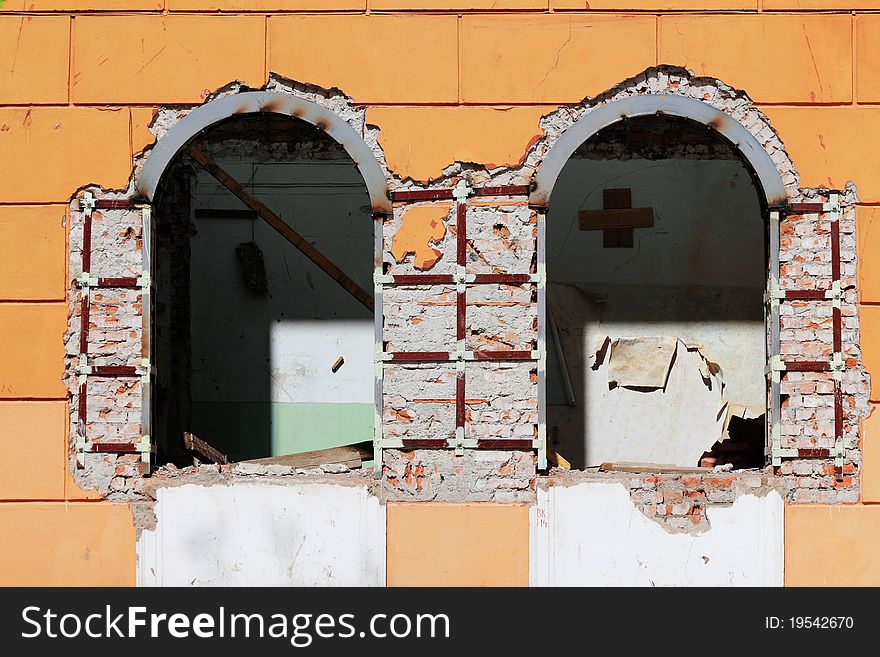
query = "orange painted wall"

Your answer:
(0, 503), (136, 586)
(785, 505), (880, 586)
(857, 205), (880, 507)
(1, 3), (879, 586)
(862, 407), (880, 503)
(386, 503), (530, 586)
